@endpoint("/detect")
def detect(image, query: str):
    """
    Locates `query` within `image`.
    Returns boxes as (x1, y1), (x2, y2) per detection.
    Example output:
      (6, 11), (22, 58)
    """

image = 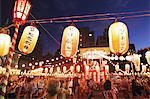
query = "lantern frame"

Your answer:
(13, 0), (32, 24)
